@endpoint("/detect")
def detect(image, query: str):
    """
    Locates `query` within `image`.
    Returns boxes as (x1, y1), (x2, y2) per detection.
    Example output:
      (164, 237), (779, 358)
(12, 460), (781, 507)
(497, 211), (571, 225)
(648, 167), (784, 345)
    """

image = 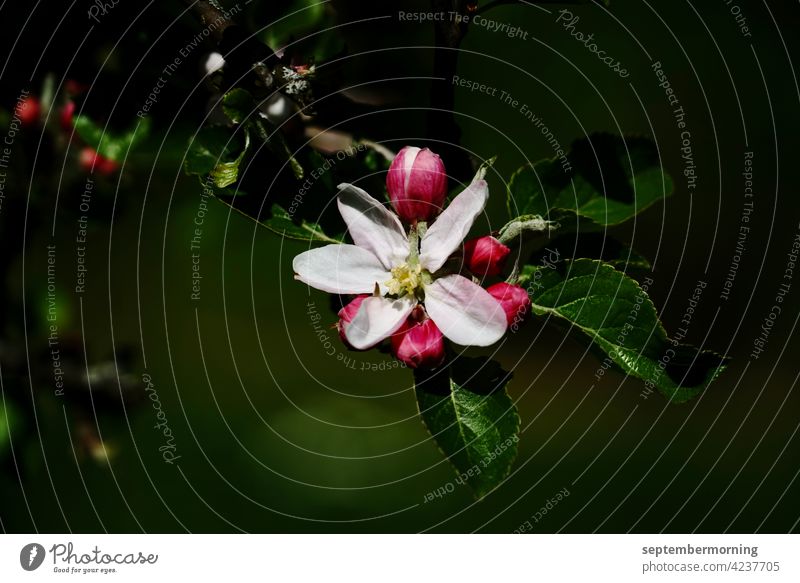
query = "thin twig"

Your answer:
(428, 0), (473, 182)
(181, 0), (235, 42)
